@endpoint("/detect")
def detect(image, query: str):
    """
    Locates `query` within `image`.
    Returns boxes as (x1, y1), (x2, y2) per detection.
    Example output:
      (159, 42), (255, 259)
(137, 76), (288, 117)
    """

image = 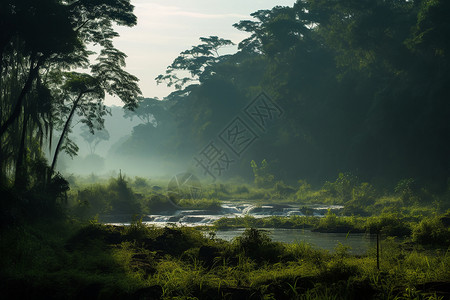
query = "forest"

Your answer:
(0, 0), (449, 299)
